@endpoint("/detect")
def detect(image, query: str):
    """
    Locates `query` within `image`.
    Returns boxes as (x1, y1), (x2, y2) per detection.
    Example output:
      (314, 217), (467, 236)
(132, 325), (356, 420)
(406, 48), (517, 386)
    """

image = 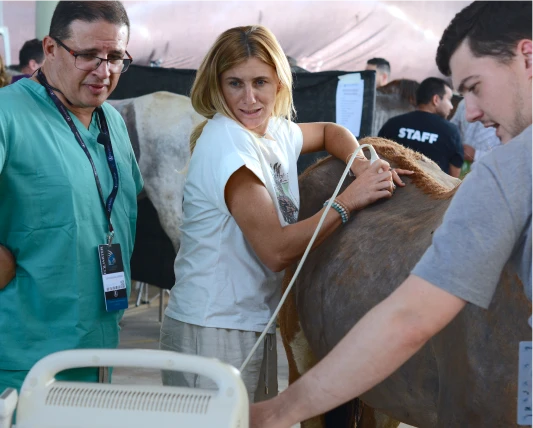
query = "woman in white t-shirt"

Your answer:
(160, 25), (412, 402)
